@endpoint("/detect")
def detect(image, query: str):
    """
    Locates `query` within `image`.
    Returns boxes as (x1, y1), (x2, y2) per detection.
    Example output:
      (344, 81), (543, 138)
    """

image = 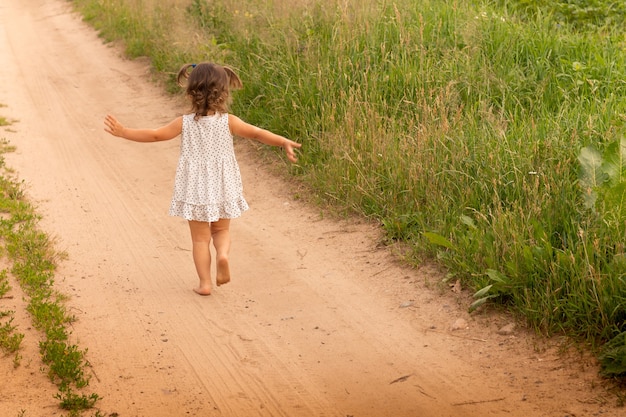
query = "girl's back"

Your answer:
(180, 113), (234, 164)
(171, 112), (246, 220)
